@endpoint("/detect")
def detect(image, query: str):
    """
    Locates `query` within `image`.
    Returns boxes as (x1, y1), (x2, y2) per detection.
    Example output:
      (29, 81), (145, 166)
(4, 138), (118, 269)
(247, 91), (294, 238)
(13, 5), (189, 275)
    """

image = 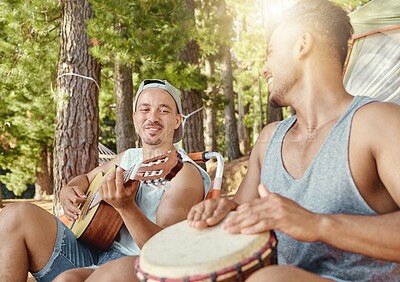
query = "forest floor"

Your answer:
(0, 155), (249, 281)
(0, 198), (53, 213)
